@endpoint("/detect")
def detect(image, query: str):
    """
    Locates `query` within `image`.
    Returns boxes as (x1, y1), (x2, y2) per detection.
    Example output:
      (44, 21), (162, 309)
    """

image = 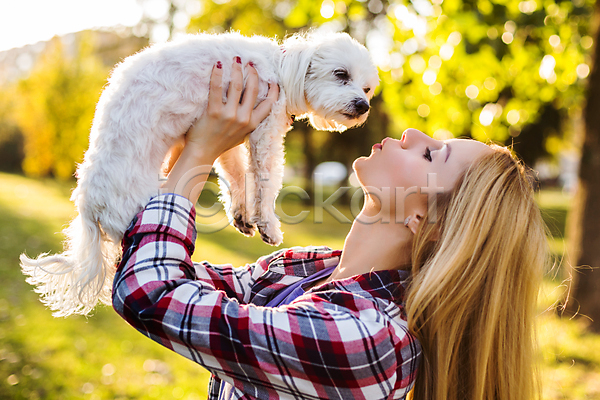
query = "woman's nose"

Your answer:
(401, 128), (430, 148)
(401, 128), (442, 150)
